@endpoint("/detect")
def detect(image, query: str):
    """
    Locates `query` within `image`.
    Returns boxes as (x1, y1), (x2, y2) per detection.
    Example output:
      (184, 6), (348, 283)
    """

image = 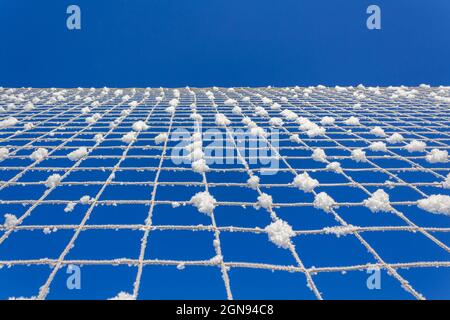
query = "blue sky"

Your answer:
(0, 0), (450, 87)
